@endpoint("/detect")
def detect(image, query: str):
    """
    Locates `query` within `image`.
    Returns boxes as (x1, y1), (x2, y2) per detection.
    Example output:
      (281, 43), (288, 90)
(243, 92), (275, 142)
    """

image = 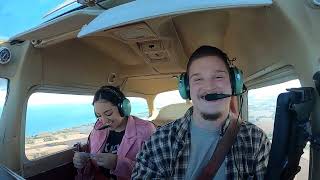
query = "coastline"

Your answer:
(25, 124), (93, 160)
